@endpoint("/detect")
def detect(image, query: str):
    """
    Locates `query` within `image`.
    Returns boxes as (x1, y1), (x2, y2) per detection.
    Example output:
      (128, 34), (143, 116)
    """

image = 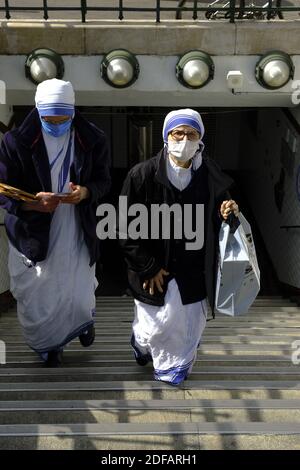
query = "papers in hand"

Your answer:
(0, 183), (37, 202)
(53, 192), (71, 197)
